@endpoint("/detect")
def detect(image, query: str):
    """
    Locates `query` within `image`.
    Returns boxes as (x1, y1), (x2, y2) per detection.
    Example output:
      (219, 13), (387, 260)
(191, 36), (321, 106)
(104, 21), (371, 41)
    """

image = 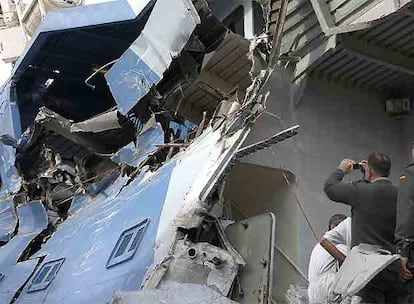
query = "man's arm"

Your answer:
(395, 168), (414, 280)
(324, 160), (358, 206)
(320, 238), (346, 263)
(321, 217), (351, 262)
(395, 168), (414, 253)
